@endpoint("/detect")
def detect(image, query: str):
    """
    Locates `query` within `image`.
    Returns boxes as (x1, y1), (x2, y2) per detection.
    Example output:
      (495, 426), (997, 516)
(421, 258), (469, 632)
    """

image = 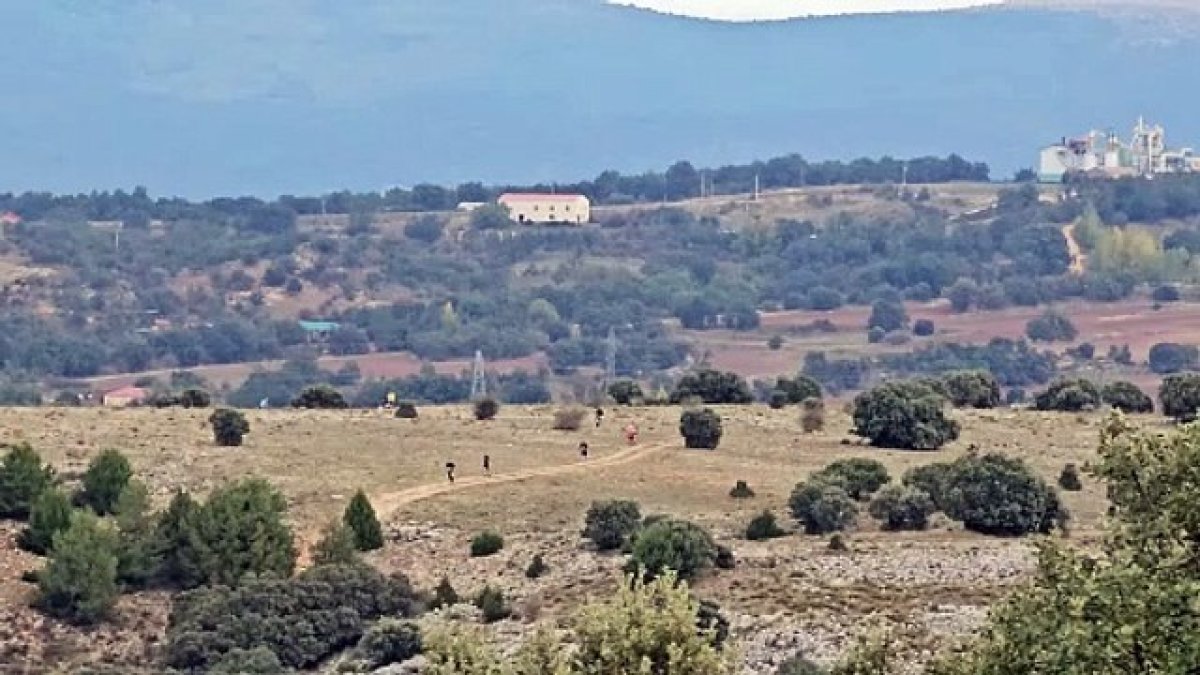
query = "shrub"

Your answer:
(768, 389), (789, 410)
(394, 401), (419, 419)
(470, 530), (504, 557)
(852, 381), (959, 450)
(553, 408), (587, 431)
(0, 442), (55, 519)
(183, 478), (295, 588)
(867, 299), (908, 332)
(868, 485), (935, 531)
(431, 576), (459, 609)
(827, 533), (848, 552)
(155, 490), (203, 588)
(79, 448), (132, 516)
(942, 453), (1066, 536)
(669, 368), (754, 404)
(812, 458), (891, 500)
(800, 397), (825, 433)
(112, 480), (161, 587)
(473, 397), (499, 421)
(343, 489), (384, 552)
(608, 379), (644, 405)
(729, 480), (755, 499)
(913, 319), (935, 337)
(902, 462), (955, 511)
(475, 585), (511, 623)
(788, 482), (858, 535)
(1058, 463), (1083, 491)
(210, 647), (284, 674)
(1101, 381), (1153, 413)
(1034, 378), (1101, 412)
(867, 326), (885, 344)
(404, 214), (444, 243)
(778, 655), (827, 675)
(775, 375), (822, 404)
(313, 520), (360, 566)
(525, 554), (549, 579)
(946, 278), (978, 313)
(583, 500), (641, 551)
(19, 488), (74, 555)
(807, 286), (844, 311)
(768, 335), (785, 350)
(1161, 374), (1200, 422)
(179, 388), (211, 408)
(1152, 284), (1180, 302)
(291, 384), (347, 409)
(1148, 342), (1199, 374)
(165, 563), (418, 670)
(358, 619), (423, 668)
(680, 408), (723, 449)
(1069, 342), (1095, 360)
(1025, 310), (1078, 342)
(209, 408), (249, 447)
(941, 370), (1001, 409)
(745, 510), (787, 540)
(714, 544), (735, 570)
(628, 518), (717, 581)
(36, 512), (119, 625)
